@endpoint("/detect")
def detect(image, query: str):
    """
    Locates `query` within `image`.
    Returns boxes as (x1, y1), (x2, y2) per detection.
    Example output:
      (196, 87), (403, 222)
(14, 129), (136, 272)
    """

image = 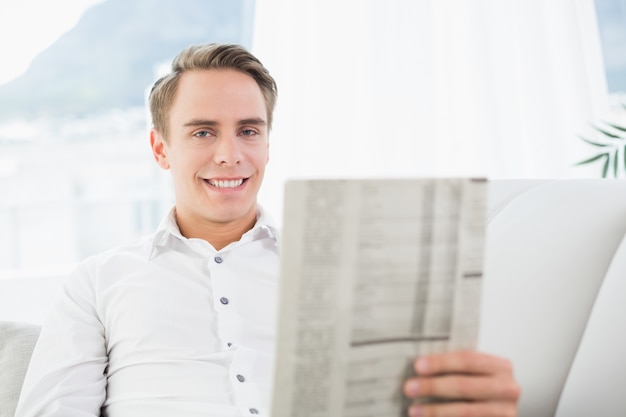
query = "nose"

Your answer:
(213, 135), (242, 166)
